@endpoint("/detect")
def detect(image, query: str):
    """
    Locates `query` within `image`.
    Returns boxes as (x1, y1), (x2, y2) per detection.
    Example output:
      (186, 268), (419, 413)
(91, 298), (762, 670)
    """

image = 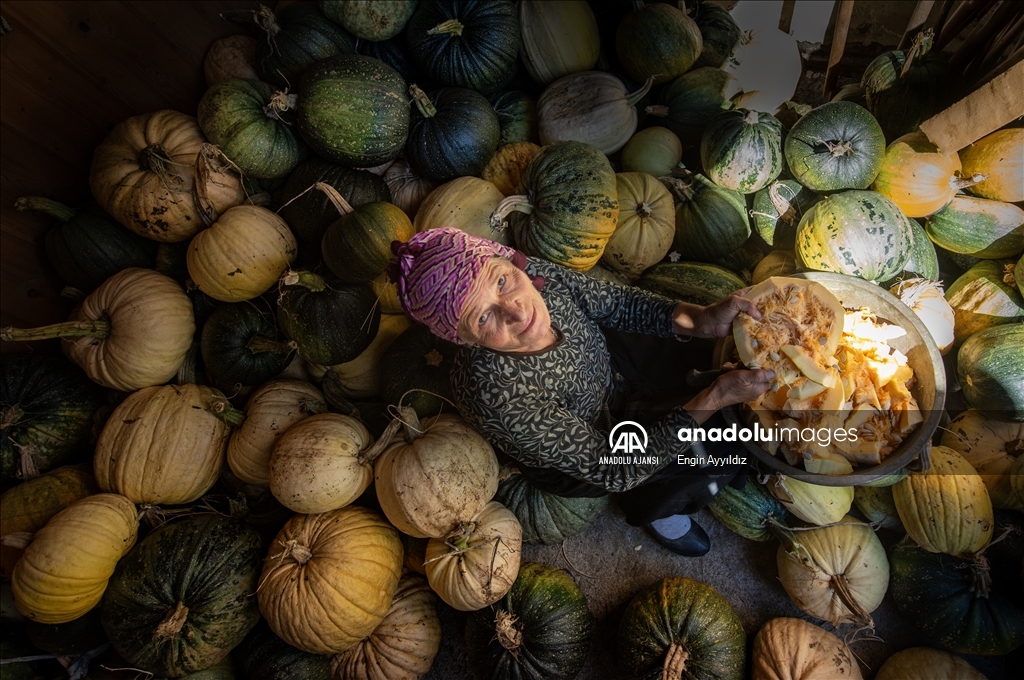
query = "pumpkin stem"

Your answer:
(311, 182), (355, 217)
(357, 406), (420, 464)
(138, 143), (174, 175)
(662, 644), (689, 679)
(743, 109), (761, 125)
(153, 601), (189, 640)
(768, 181), (799, 226)
(409, 84), (437, 118)
(196, 144), (243, 226)
(247, 334), (297, 356)
(635, 202), (654, 219)
(264, 91), (299, 122)
(645, 104), (670, 117)
(446, 522), (475, 552)
(321, 371), (362, 418)
(0, 319), (111, 343)
(901, 29), (933, 78)
(631, 0), (646, 11)
(0, 532), (33, 550)
(490, 195), (535, 232)
(825, 140), (855, 158)
(1004, 263), (1018, 286)
(659, 176), (695, 203)
(427, 18), (464, 37)
(254, 4), (281, 38)
(494, 610), (523, 656)
(281, 269), (327, 292)
(208, 396), (246, 427)
(14, 442), (40, 480)
(14, 196), (76, 222)
(830, 574), (874, 628)
(950, 172), (986, 191)
(625, 76), (656, 108)
(60, 286), (86, 302)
